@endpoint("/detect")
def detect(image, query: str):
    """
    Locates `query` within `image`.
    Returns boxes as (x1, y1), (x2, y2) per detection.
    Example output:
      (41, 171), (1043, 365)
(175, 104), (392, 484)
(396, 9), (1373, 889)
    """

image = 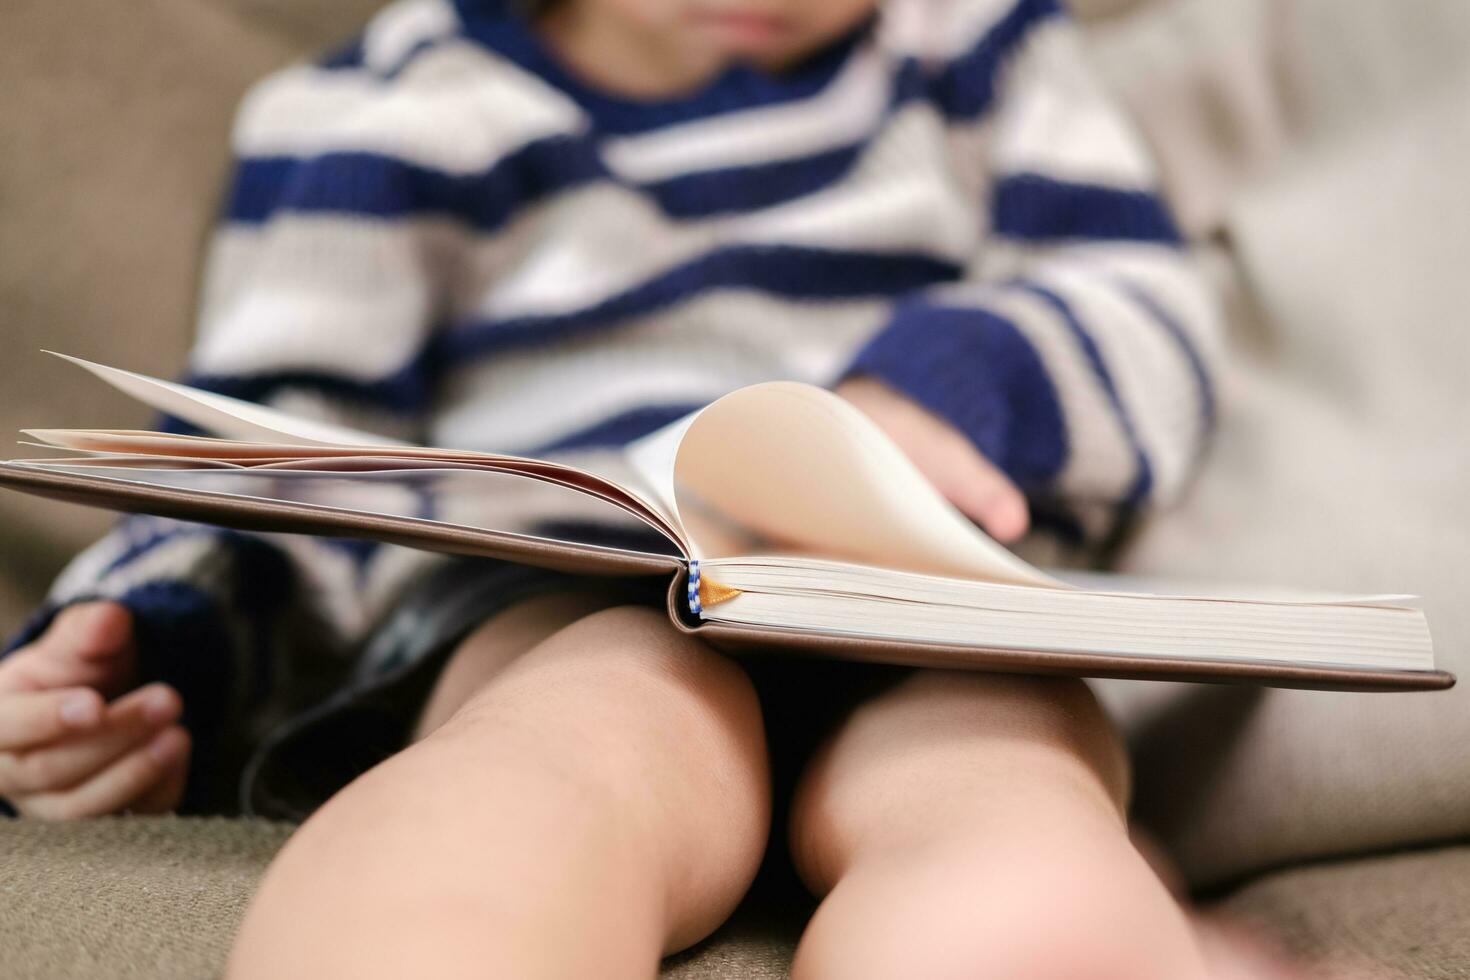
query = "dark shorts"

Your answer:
(240, 558), (910, 827)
